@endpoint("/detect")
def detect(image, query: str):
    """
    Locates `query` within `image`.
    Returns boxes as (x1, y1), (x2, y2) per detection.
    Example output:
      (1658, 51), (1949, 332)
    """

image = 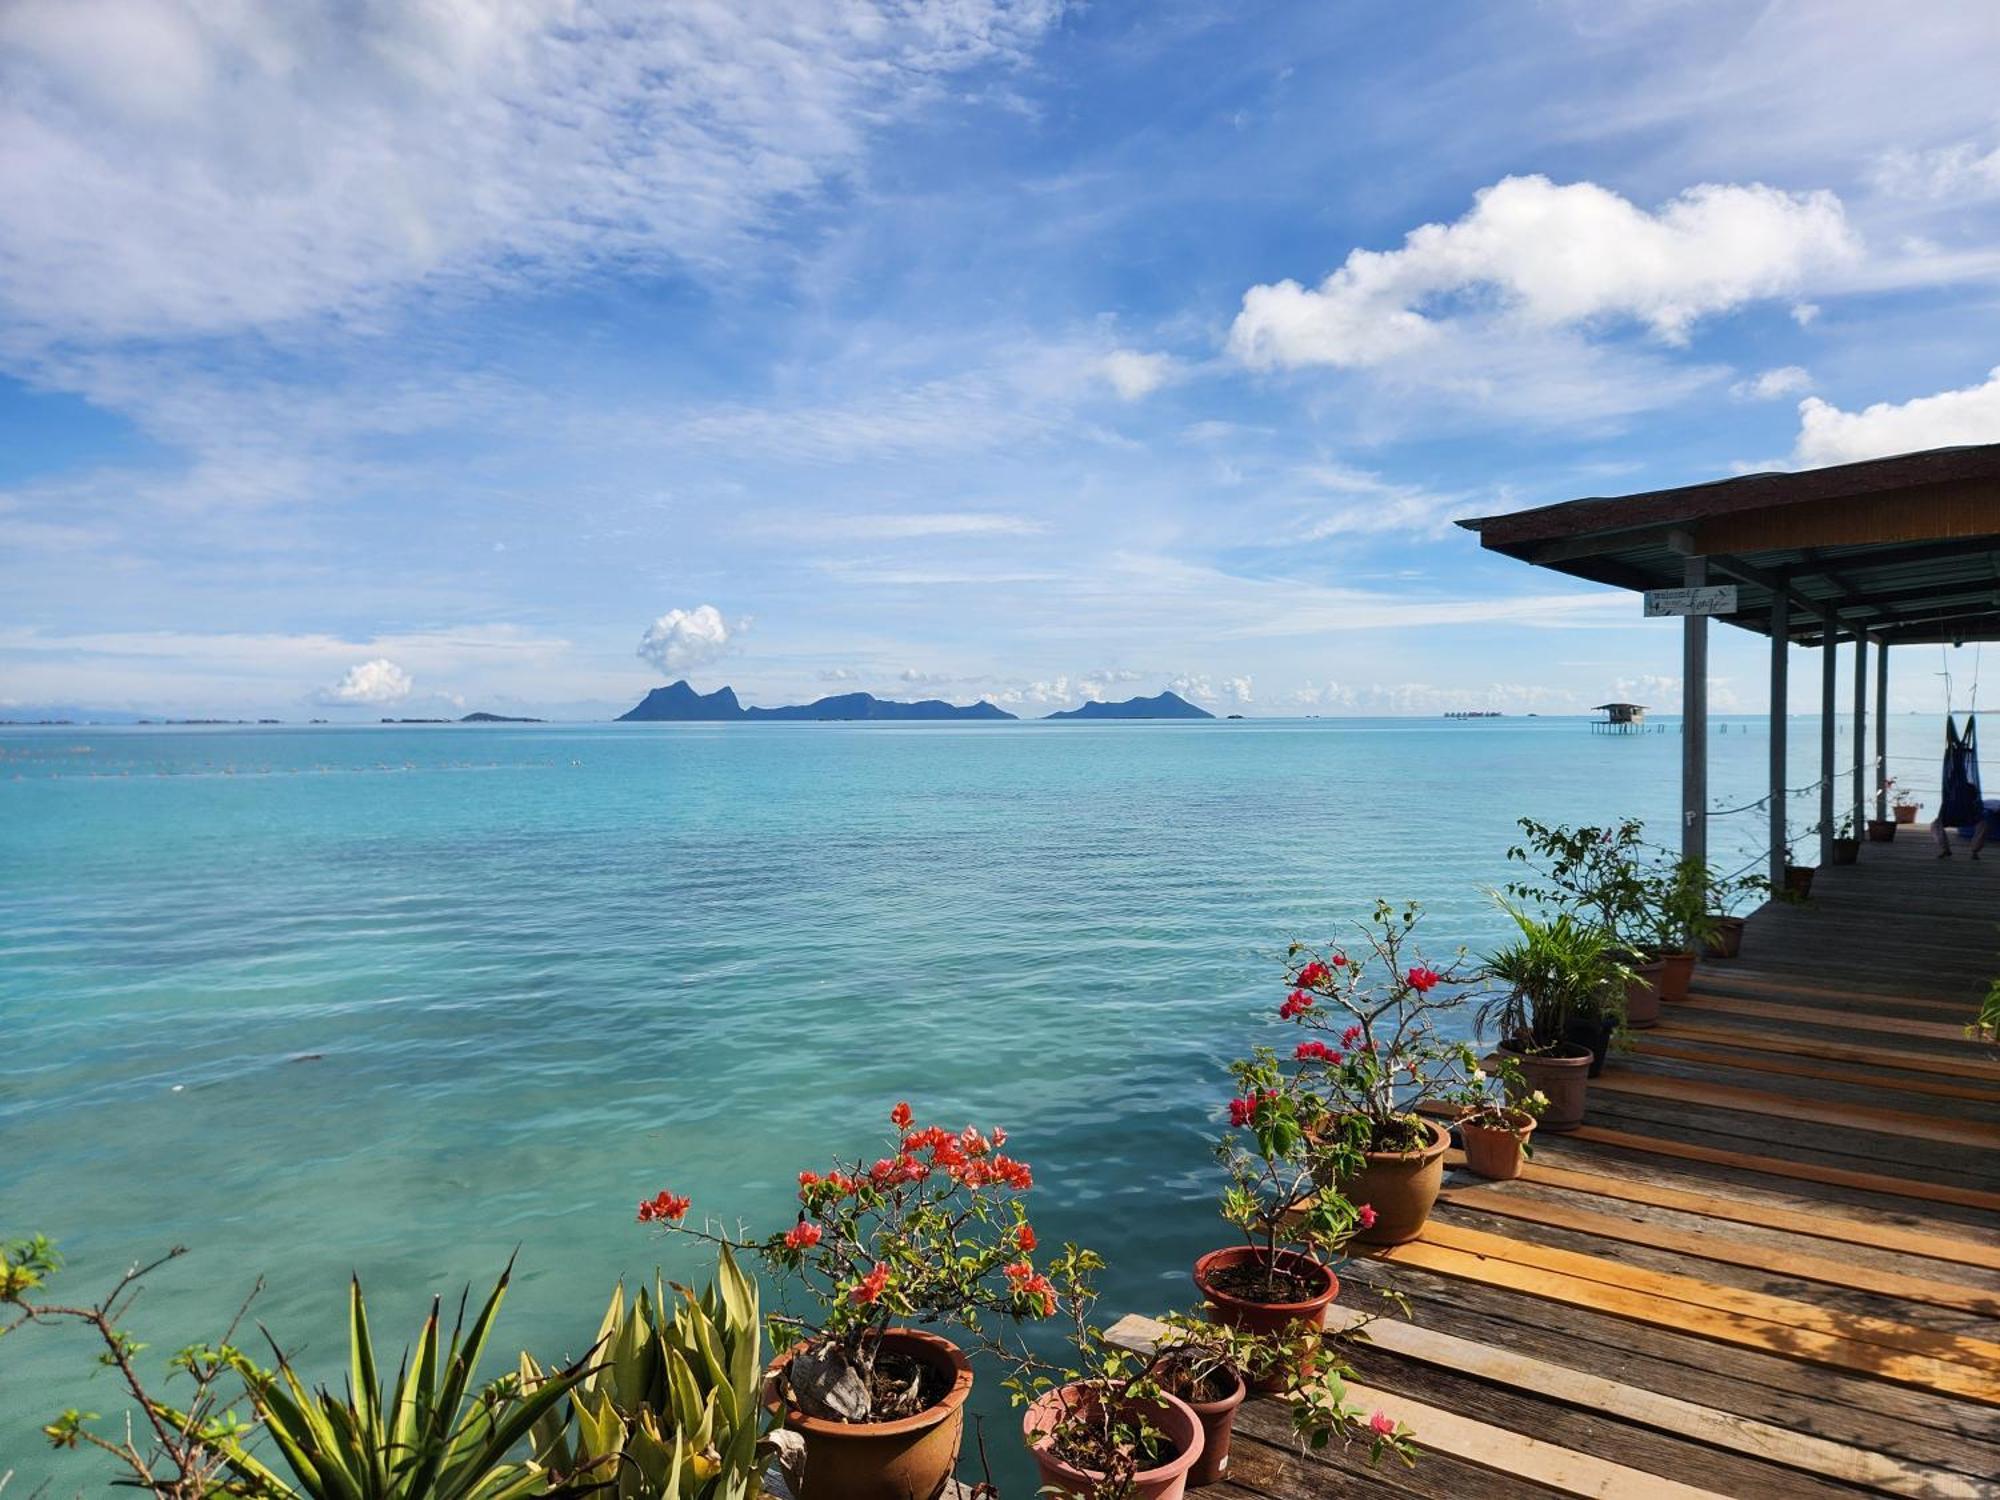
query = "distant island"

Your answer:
(1044, 691), (1213, 721)
(619, 681), (1015, 722)
(381, 712), (547, 724)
